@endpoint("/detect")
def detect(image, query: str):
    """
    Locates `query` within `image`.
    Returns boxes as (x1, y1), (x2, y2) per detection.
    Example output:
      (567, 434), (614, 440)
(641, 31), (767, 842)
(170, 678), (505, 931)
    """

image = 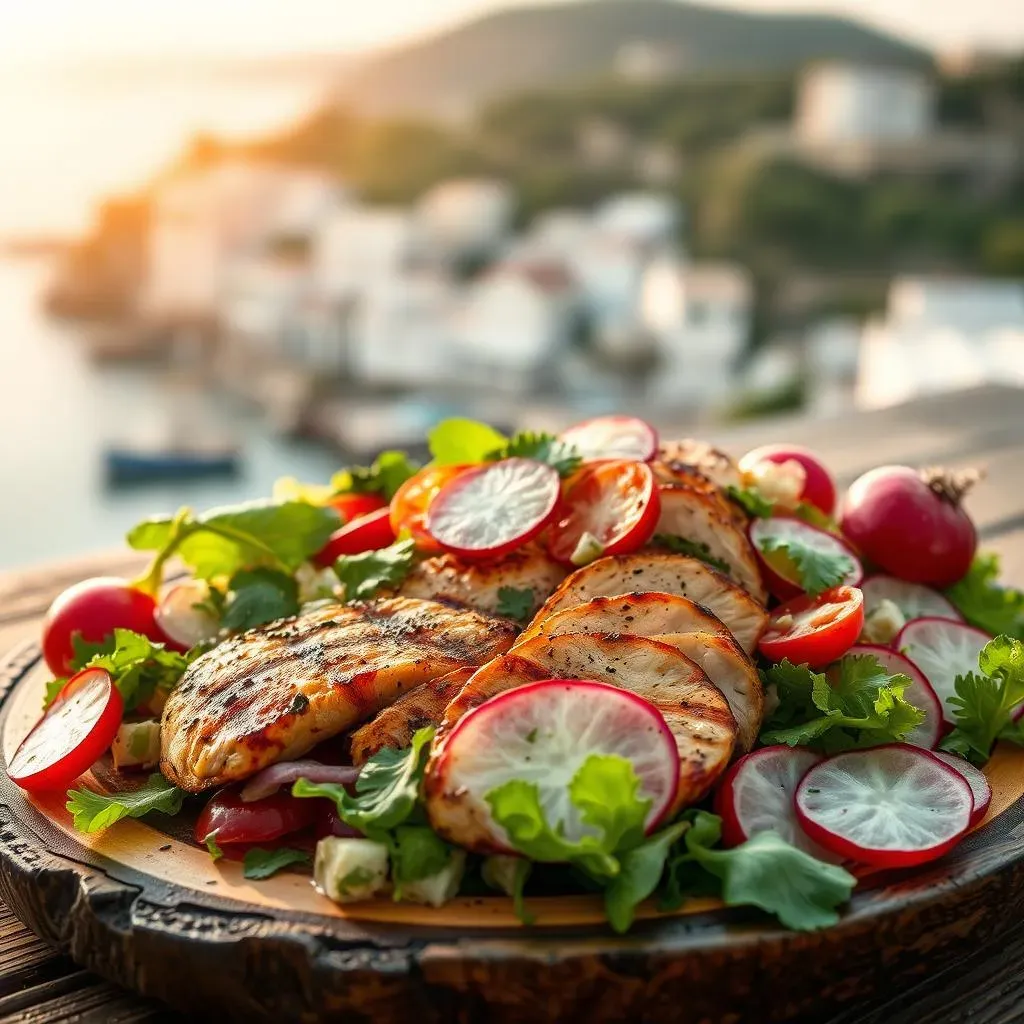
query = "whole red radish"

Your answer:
(841, 466), (977, 587)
